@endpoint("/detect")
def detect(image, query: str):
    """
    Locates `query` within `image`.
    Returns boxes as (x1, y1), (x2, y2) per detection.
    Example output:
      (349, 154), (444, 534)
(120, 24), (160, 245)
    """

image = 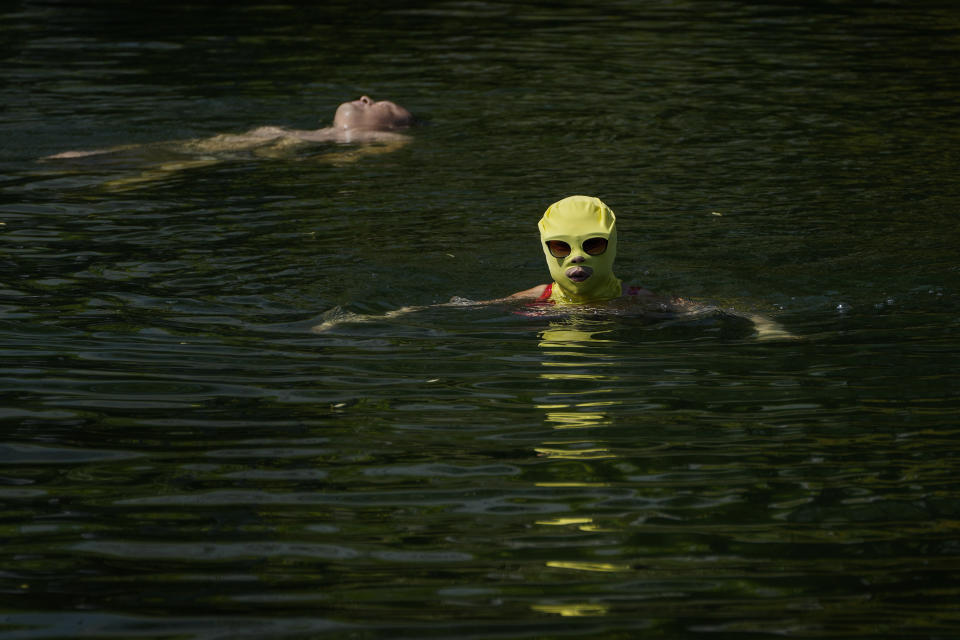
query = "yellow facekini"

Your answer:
(538, 195), (622, 304)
